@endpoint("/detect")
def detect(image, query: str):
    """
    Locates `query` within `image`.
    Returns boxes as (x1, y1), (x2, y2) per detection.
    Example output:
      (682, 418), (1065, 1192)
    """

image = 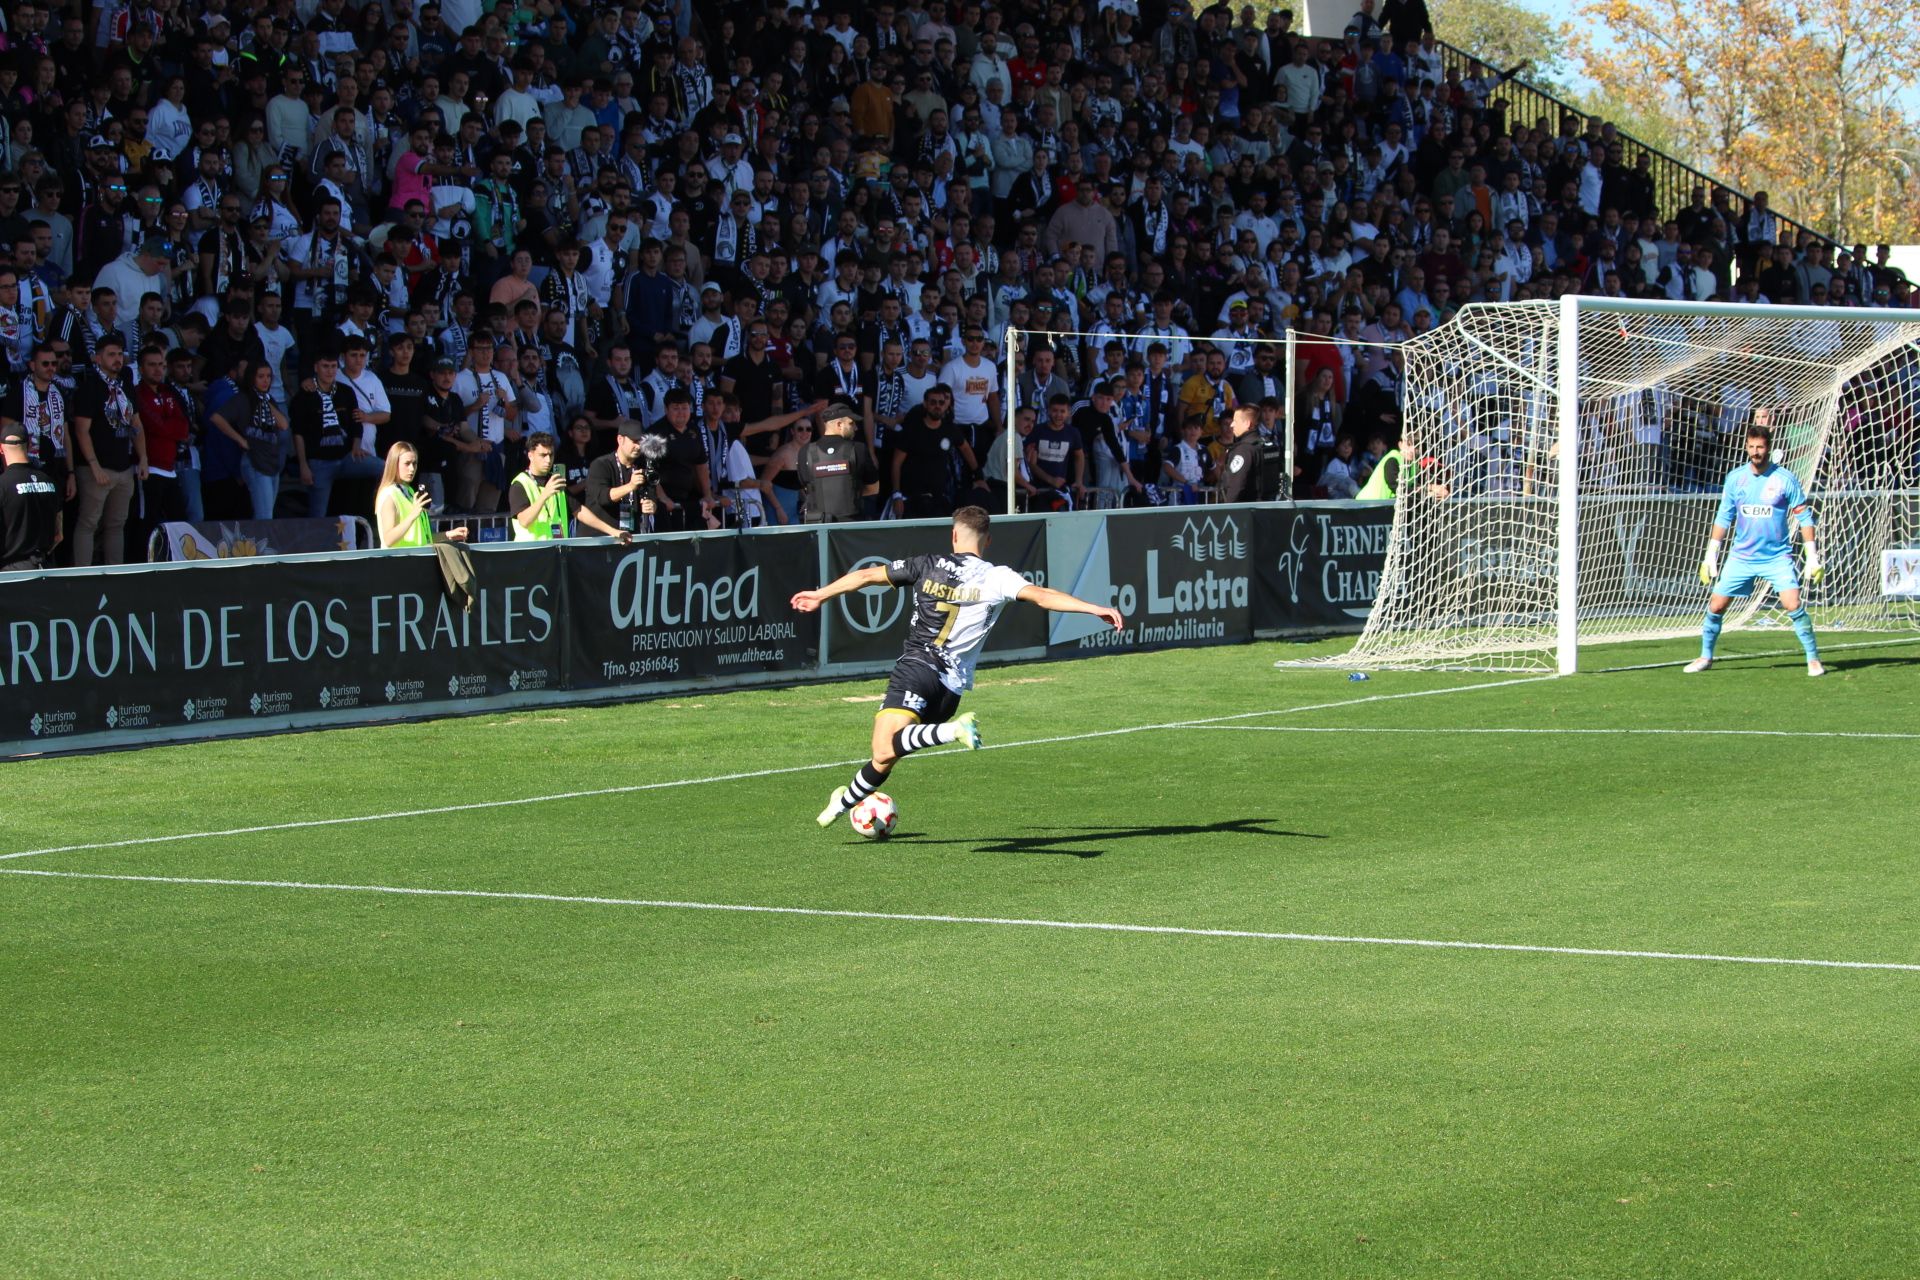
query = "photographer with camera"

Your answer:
(580, 420), (656, 541)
